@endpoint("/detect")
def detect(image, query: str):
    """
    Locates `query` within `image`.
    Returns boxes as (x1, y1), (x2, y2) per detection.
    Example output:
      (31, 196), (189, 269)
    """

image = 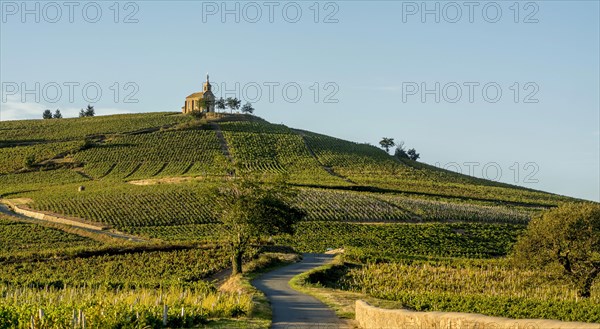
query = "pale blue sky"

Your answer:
(1, 1), (599, 201)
